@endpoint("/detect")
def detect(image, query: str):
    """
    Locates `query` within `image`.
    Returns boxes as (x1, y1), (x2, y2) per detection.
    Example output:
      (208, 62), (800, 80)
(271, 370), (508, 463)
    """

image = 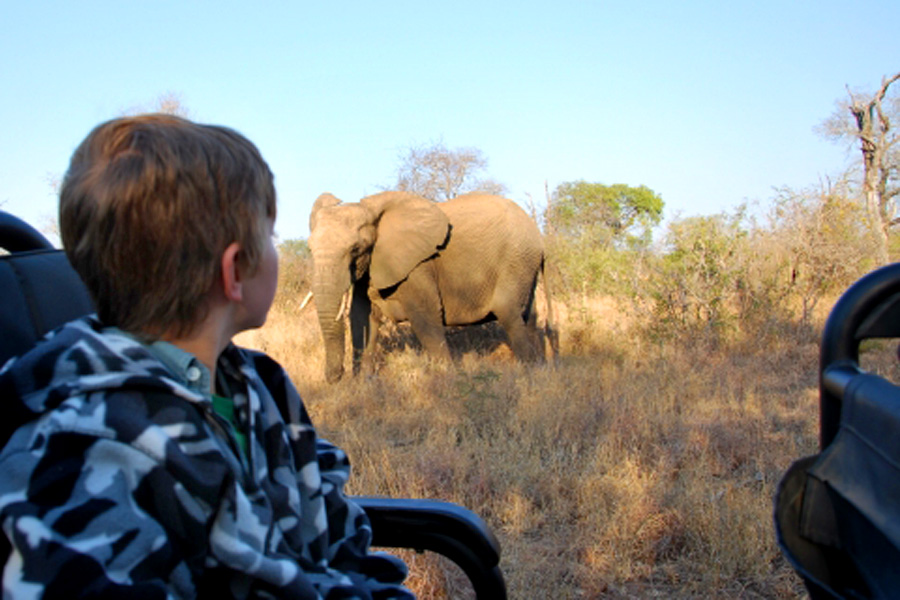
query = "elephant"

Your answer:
(307, 190), (550, 383)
